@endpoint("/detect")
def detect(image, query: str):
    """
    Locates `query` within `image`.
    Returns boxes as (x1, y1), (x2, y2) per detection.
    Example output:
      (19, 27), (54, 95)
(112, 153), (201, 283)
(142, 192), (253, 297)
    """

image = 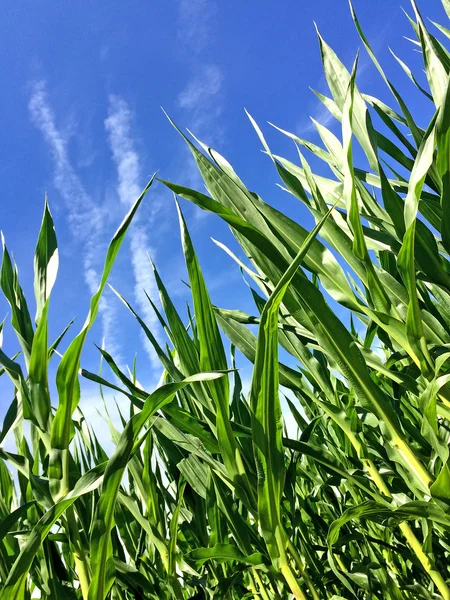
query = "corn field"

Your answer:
(2, 1), (450, 598)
